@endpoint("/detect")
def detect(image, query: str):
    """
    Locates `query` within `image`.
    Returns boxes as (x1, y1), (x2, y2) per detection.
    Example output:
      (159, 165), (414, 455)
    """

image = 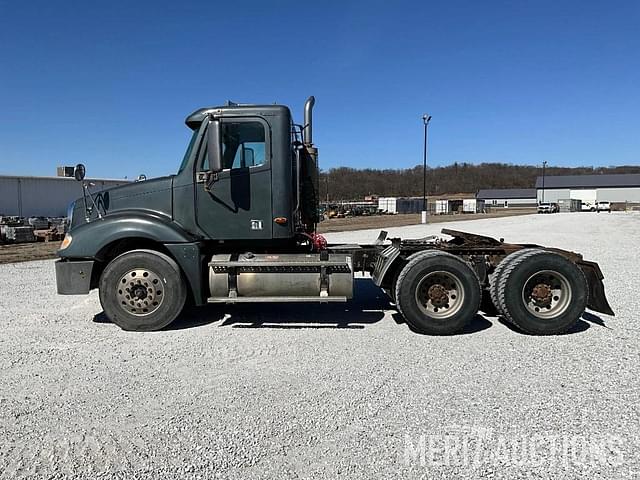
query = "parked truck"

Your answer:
(55, 97), (614, 335)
